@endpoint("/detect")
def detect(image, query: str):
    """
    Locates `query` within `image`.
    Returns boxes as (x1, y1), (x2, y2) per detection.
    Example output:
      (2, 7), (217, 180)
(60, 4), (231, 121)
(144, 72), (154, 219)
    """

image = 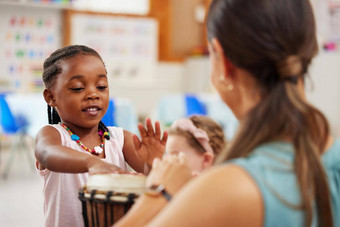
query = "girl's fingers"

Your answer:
(145, 118), (155, 137)
(138, 123), (148, 137)
(154, 121), (161, 140)
(161, 131), (168, 145)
